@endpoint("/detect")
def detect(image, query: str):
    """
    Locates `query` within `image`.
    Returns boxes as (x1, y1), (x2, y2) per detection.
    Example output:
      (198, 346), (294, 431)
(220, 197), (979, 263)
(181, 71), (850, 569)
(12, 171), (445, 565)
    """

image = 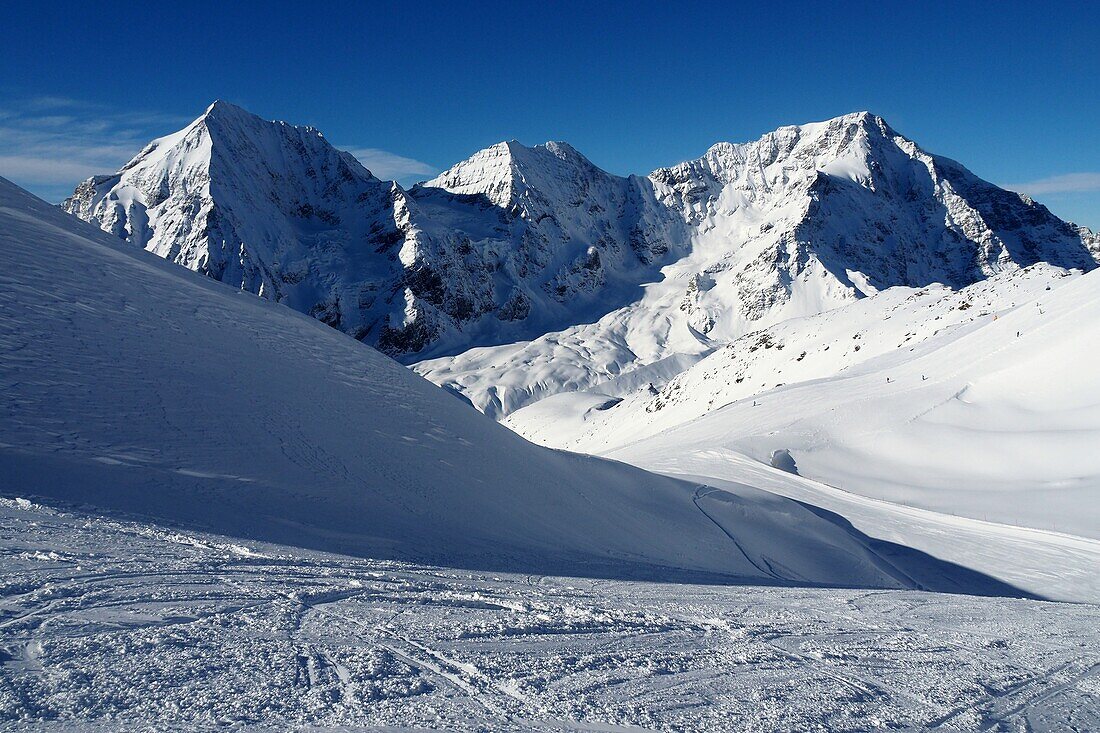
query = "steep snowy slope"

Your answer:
(416, 112), (1098, 417)
(600, 266), (1100, 541)
(3, 176), (1014, 592)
